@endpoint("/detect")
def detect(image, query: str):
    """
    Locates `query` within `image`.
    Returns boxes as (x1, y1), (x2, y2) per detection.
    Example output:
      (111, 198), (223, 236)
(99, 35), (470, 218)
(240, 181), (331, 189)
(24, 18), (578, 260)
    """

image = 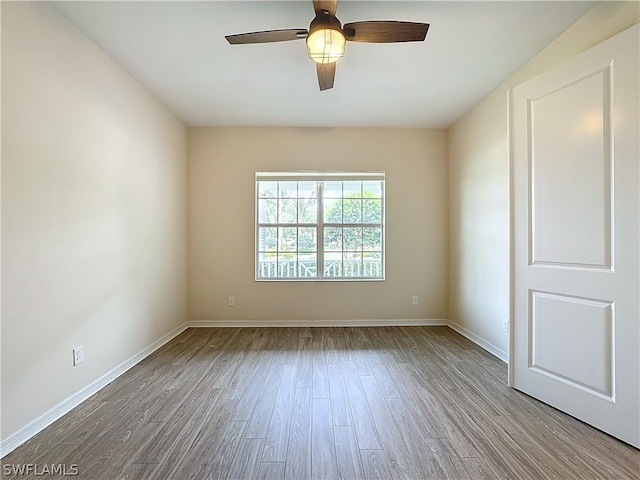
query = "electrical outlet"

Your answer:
(502, 319), (509, 333)
(73, 346), (84, 366)
(412, 296), (418, 305)
(228, 296), (235, 307)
